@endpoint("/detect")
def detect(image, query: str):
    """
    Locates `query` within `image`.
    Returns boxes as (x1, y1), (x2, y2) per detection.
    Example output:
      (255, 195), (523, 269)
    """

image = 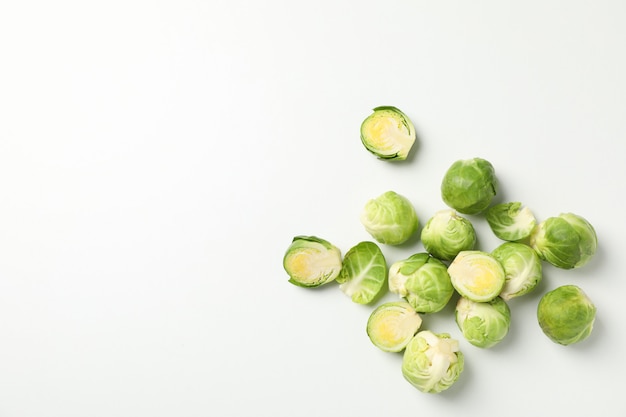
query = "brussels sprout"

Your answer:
(537, 285), (596, 345)
(360, 106), (416, 160)
(448, 251), (505, 302)
(388, 253), (454, 313)
(486, 202), (537, 241)
(366, 301), (422, 352)
(421, 209), (476, 261)
(388, 253), (428, 298)
(337, 241), (387, 304)
(360, 191), (419, 245)
(529, 213), (598, 269)
(491, 242), (542, 300)
(440, 158), (497, 215)
(455, 296), (511, 348)
(283, 236), (342, 287)
(402, 331), (464, 393)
